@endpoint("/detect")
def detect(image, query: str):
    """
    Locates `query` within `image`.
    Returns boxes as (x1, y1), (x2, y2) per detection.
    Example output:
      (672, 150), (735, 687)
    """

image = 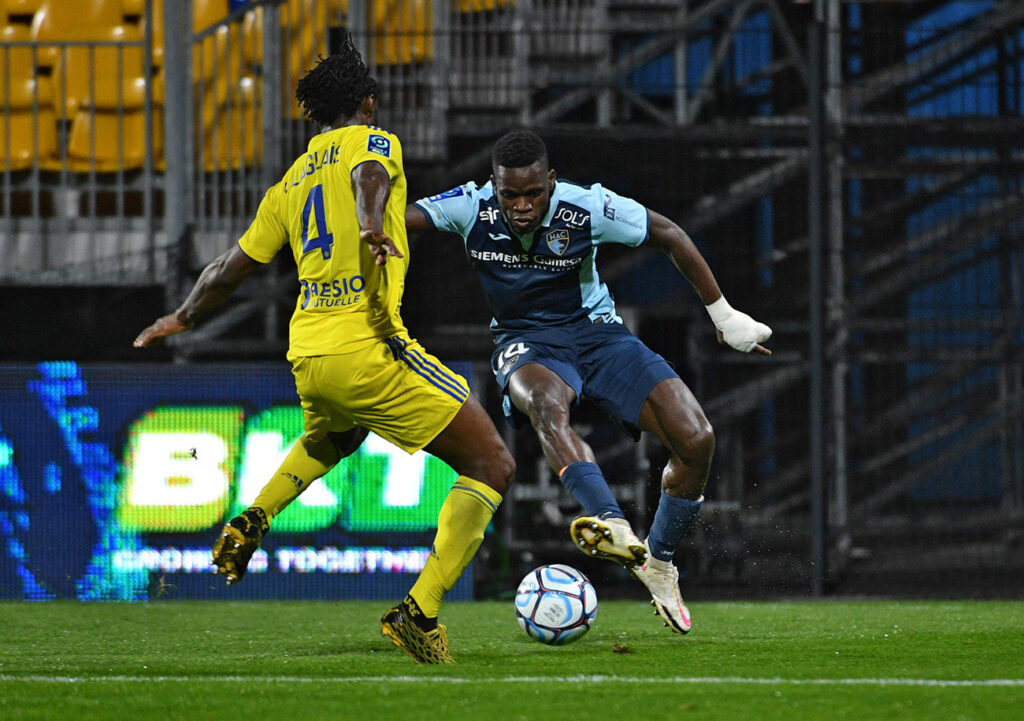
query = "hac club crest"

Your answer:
(545, 229), (570, 256)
